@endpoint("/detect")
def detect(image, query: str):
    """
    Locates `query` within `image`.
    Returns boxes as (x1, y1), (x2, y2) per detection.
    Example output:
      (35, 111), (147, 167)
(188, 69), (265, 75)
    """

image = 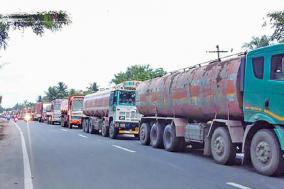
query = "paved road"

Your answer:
(1, 120), (284, 189)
